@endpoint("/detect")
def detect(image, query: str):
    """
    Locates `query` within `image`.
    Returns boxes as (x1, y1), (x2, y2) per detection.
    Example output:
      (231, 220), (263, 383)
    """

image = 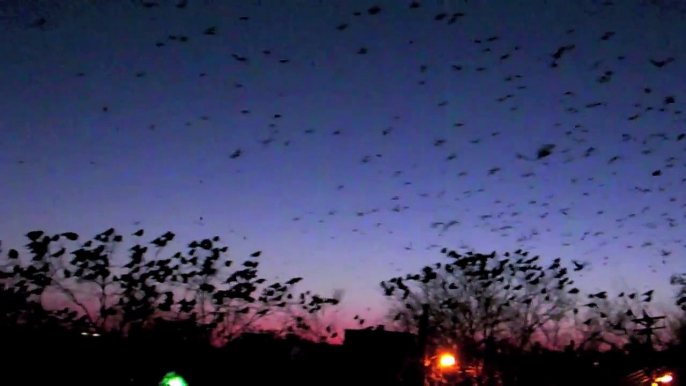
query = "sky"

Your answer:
(1, 0), (685, 323)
